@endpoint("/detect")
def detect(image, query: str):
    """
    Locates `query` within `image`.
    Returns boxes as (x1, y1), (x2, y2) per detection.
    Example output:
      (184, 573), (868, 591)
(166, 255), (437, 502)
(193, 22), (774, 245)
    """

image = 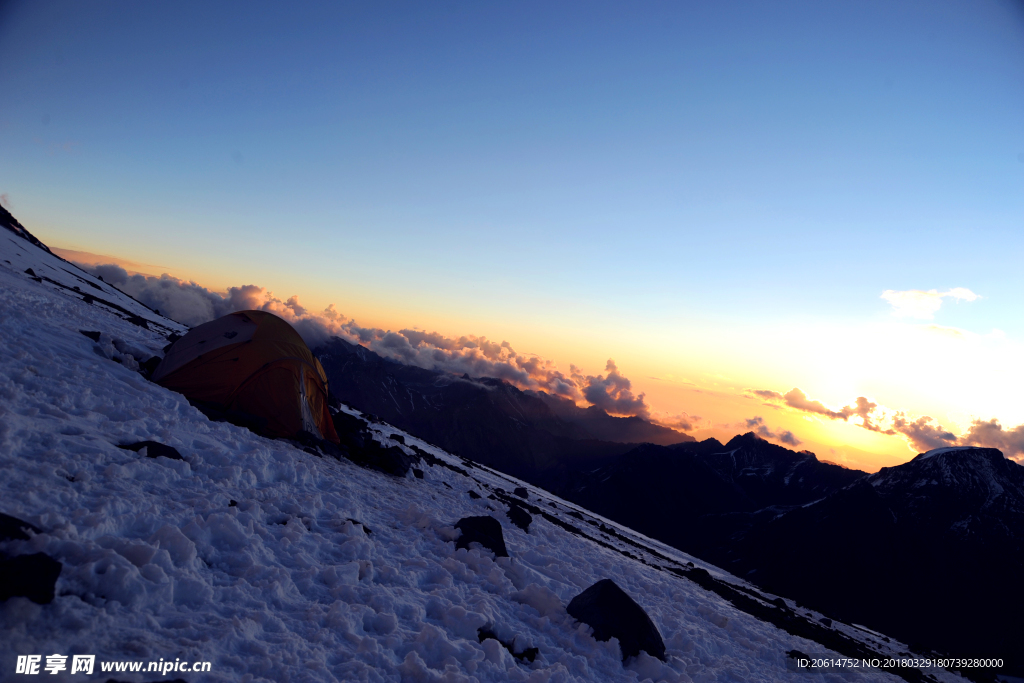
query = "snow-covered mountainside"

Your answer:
(0, 224), (962, 682)
(0, 207), (184, 340)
